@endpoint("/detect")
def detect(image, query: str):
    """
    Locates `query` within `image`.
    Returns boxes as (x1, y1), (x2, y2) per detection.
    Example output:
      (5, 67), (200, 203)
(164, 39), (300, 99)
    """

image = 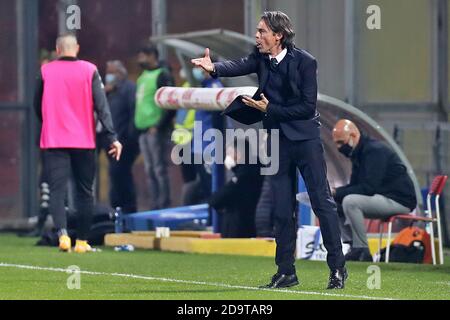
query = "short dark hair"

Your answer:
(106, 60), (128, 77)
(261, 11), (295, 49)
(138, 43), (159, 59)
